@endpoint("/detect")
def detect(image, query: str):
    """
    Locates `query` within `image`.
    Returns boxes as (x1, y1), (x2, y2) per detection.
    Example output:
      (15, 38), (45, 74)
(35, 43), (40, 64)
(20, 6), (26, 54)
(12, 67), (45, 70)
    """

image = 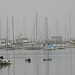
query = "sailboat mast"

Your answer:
(33, 23), (35, 42)
(12, 16), (14, 43)
(0, 20), (1, 39)
(55, 16), (58, 36)
(0, 19), (2, 39)
(44, 16), (48, 42)
(7, 17), (8, 41)
(36, 11), (38, 42)
(23, 17), (25, 37)
(70, 11), (71, 39)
